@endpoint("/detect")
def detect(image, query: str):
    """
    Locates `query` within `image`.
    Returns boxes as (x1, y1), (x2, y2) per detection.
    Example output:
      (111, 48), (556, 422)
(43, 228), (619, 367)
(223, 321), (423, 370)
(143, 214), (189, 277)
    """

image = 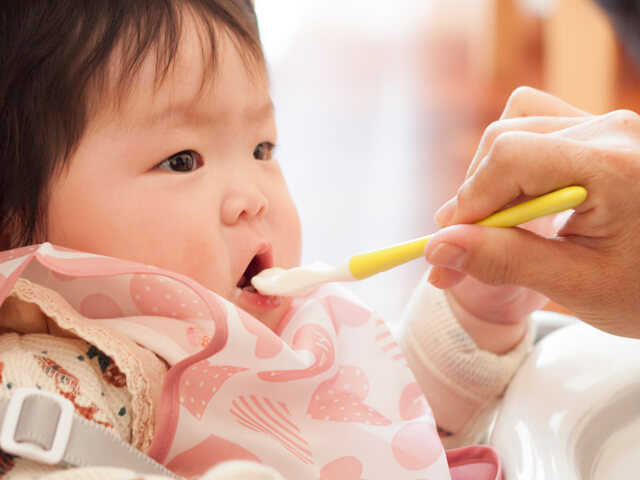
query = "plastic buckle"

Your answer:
(0, 387), (74, 464)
